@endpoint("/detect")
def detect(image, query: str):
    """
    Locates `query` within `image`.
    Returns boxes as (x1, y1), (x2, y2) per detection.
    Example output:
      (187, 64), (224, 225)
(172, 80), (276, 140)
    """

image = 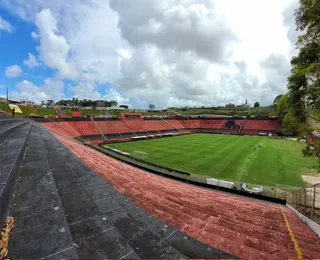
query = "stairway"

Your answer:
(9, 124), (77, 259)
(121, 120), (137, 136)
(57, 108), (66, 116)
(161, 118), (182, 132)
(90, 117), (106, 140)
(0, 119), (28, 145)
(239, 117), (247, 132)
